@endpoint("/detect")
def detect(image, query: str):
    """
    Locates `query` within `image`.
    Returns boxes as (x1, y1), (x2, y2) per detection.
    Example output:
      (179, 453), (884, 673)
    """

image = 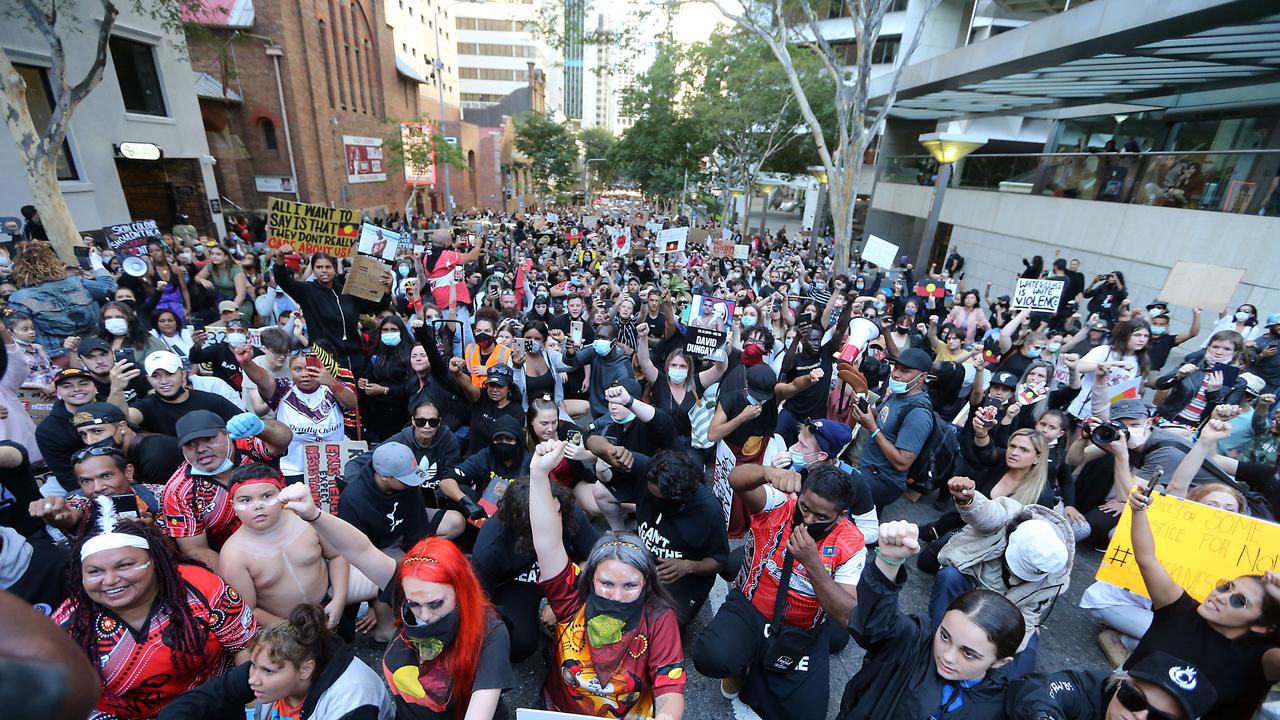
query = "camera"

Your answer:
(1088, 420), (1129, 447)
